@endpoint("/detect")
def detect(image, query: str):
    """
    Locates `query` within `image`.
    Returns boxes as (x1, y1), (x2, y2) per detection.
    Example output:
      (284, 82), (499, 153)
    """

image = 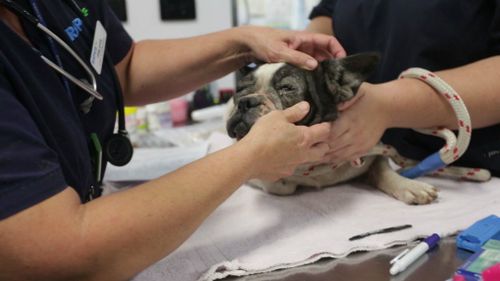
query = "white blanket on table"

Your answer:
(131, 133), (500, 281)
